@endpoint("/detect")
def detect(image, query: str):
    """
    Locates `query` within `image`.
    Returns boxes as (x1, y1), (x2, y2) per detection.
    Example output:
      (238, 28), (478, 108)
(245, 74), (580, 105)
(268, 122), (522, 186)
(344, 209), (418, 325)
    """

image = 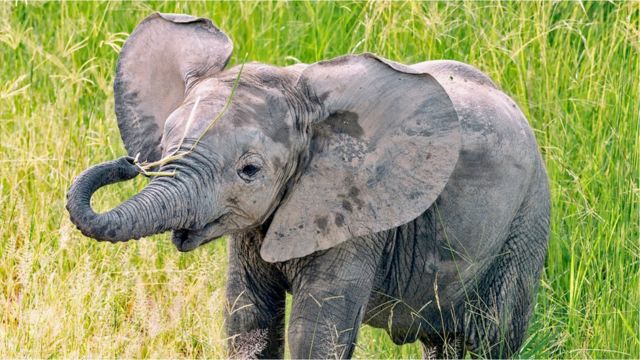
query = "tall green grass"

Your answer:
(1, 1), (637, 358)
